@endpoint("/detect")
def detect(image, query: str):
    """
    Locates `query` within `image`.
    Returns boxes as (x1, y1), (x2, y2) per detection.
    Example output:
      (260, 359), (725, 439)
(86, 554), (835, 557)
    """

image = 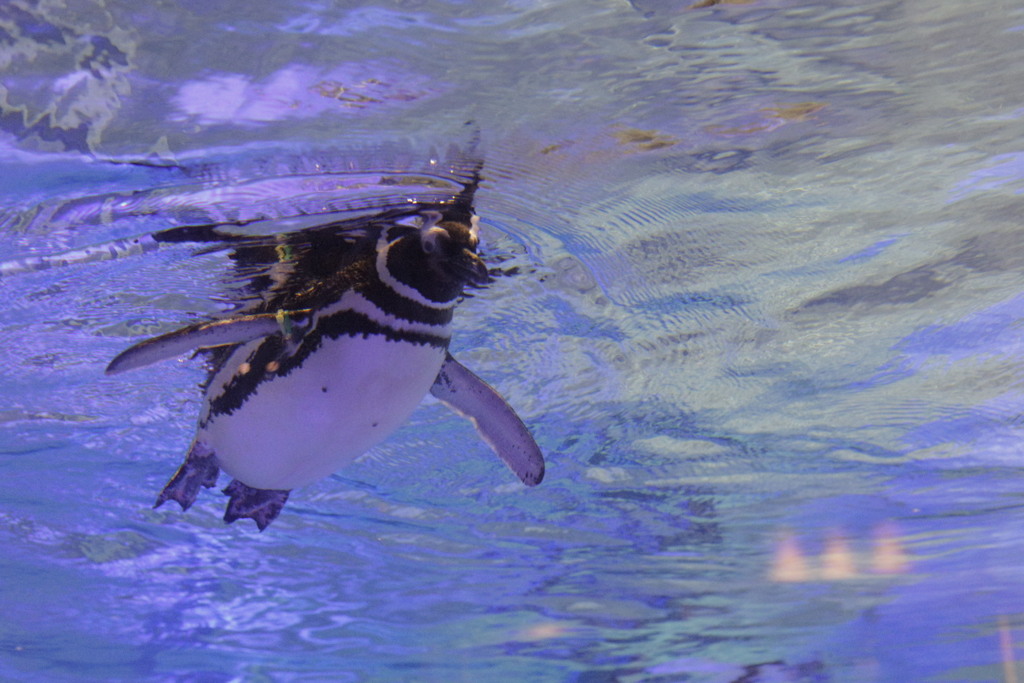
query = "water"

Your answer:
(2, 0), (1023, 680)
